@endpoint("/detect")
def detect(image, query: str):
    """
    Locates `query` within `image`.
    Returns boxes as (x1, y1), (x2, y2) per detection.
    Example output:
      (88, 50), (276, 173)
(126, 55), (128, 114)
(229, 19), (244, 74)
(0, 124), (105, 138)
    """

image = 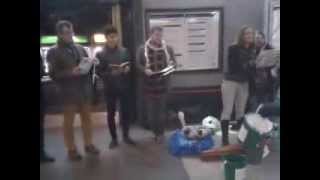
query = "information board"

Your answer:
(147, 9), (222, 71)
